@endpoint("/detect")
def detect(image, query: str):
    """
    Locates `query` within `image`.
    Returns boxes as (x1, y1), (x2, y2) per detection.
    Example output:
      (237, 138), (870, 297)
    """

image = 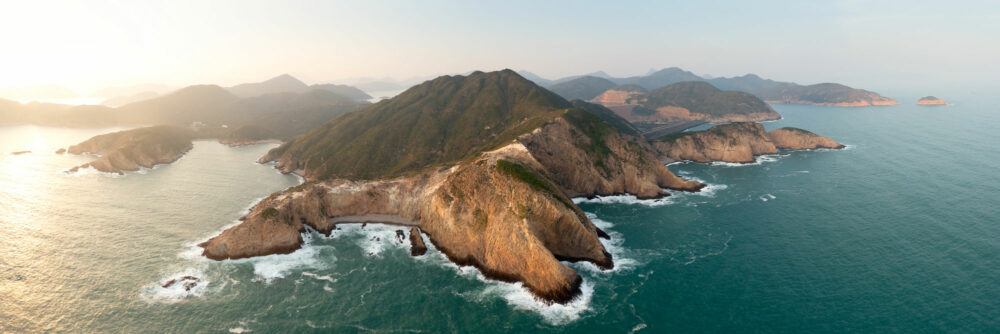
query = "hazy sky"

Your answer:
(1, 0), (997, 95)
